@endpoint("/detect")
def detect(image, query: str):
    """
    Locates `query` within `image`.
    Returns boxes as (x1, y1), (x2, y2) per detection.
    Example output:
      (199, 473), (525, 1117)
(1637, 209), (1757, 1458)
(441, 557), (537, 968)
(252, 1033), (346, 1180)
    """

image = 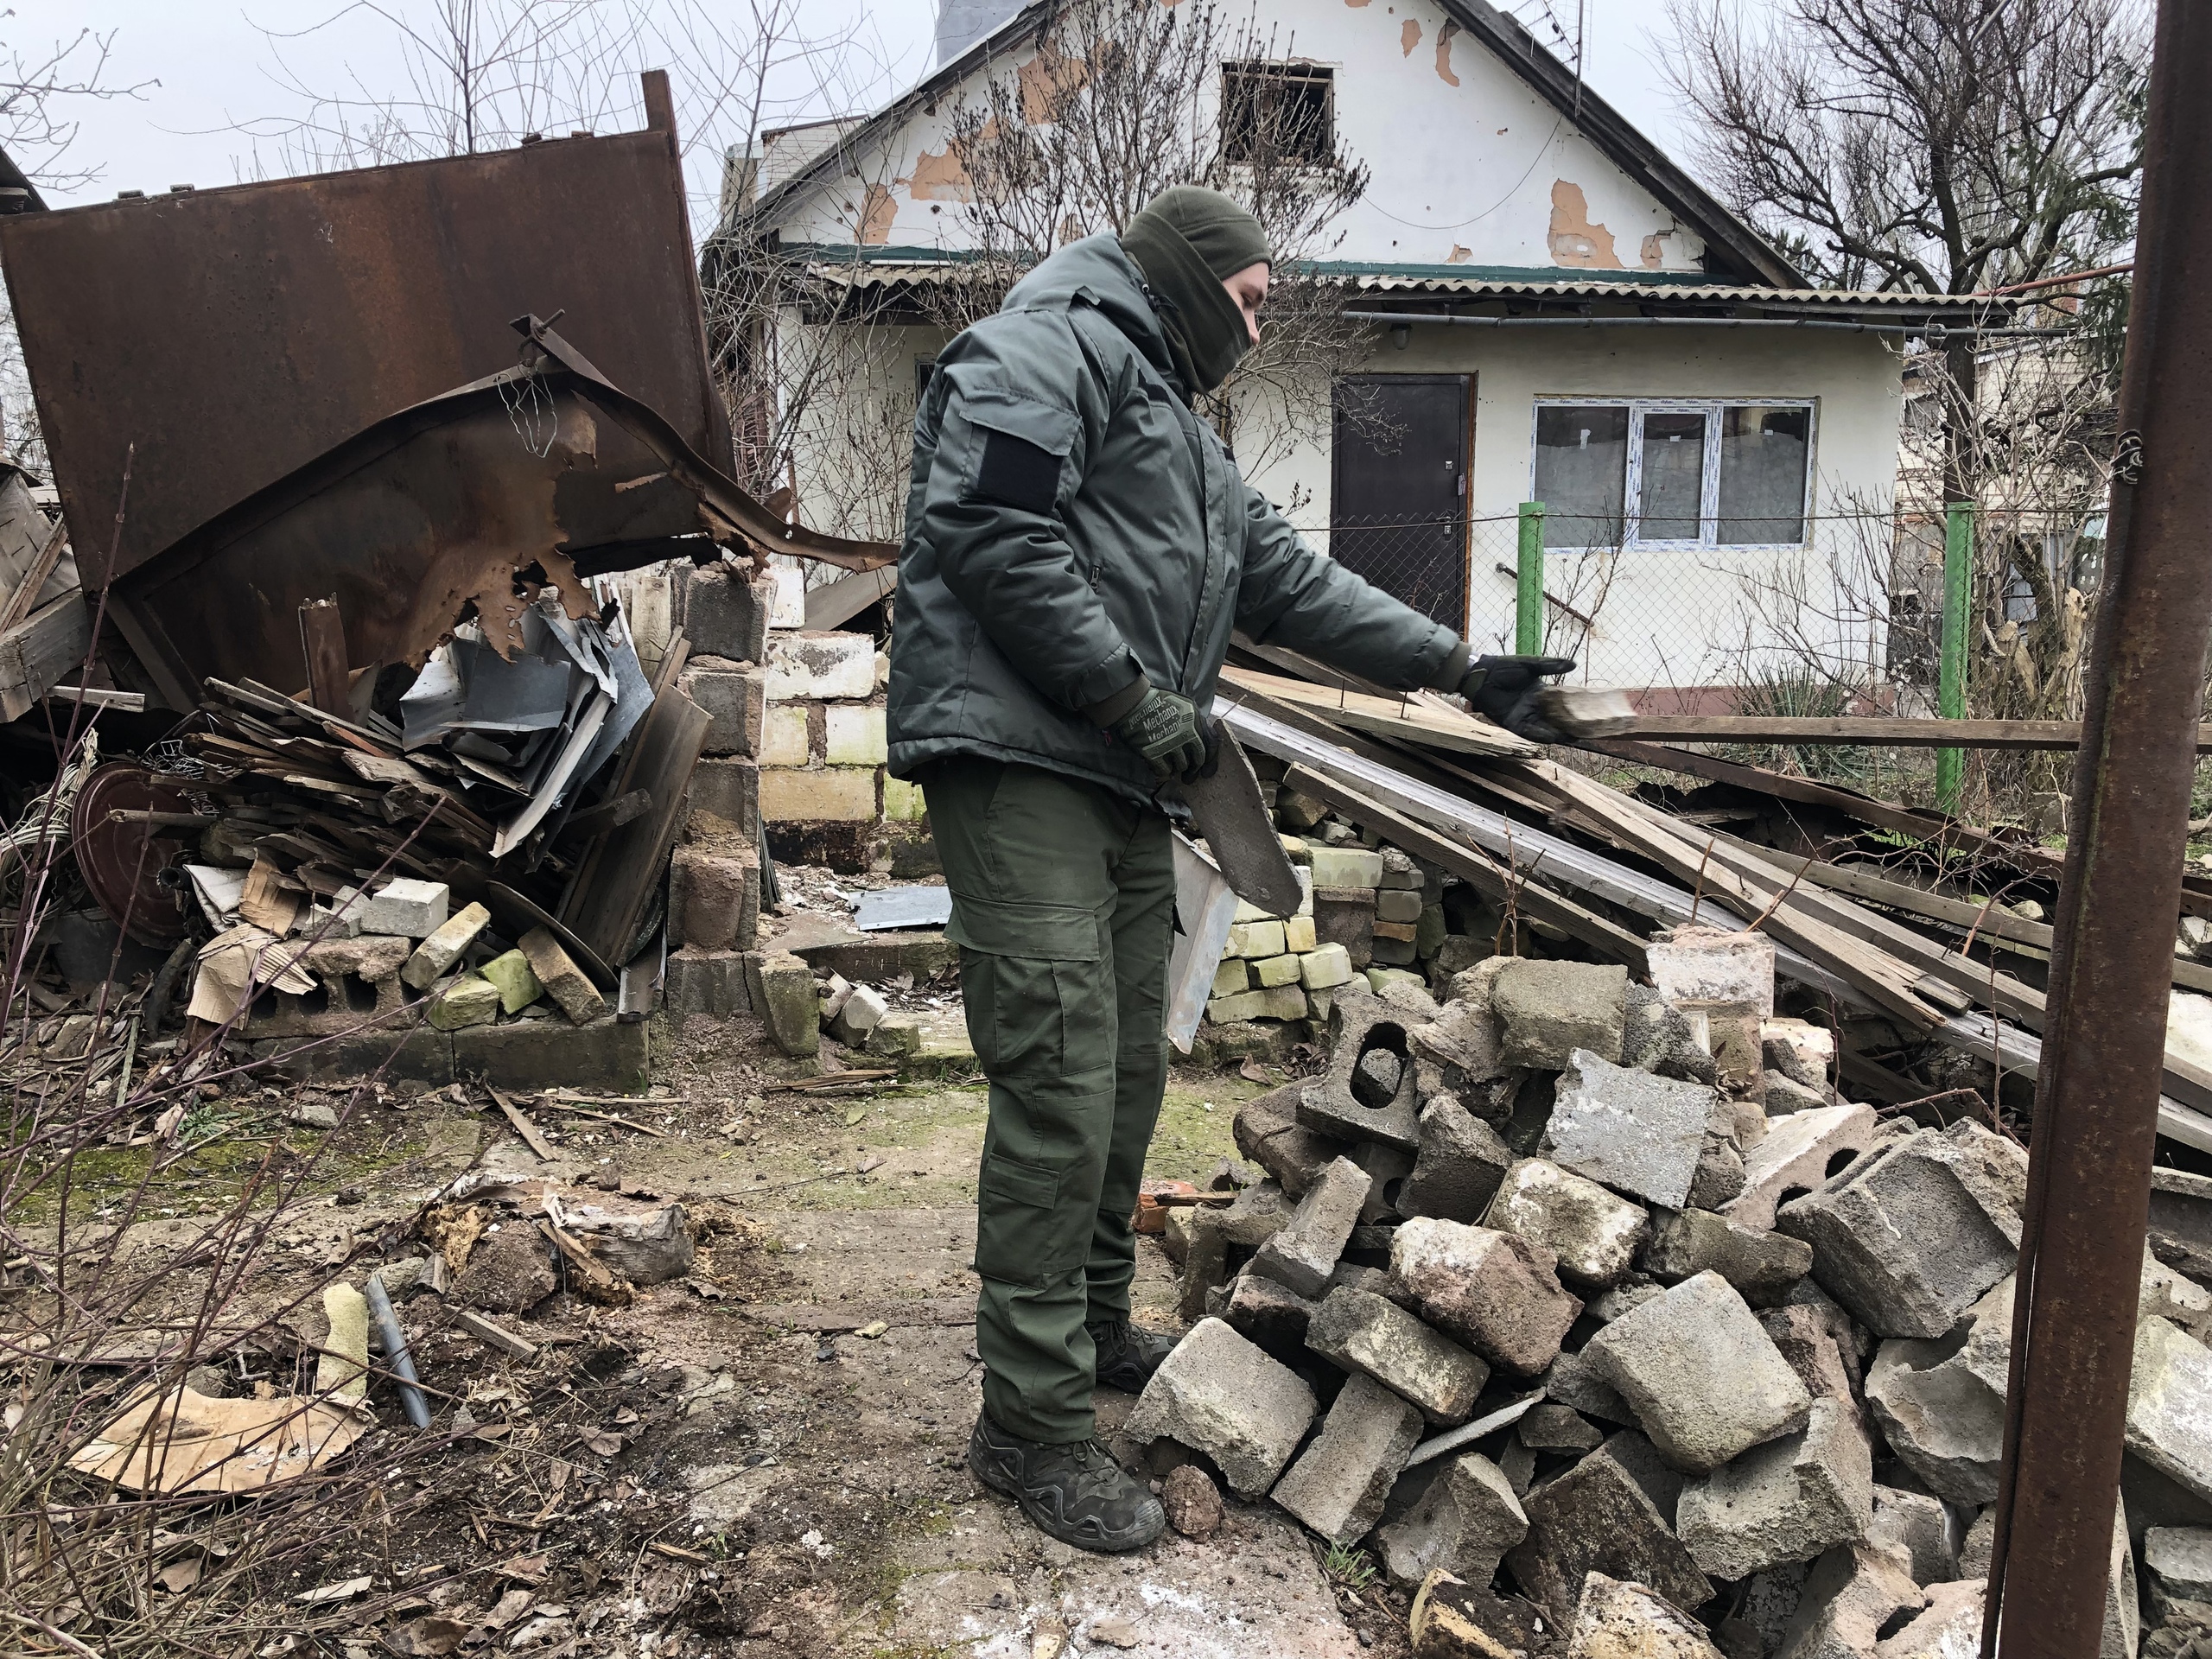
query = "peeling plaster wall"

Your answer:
(1240, 327), (1905, 689)
(764, 0), (1703, 271)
